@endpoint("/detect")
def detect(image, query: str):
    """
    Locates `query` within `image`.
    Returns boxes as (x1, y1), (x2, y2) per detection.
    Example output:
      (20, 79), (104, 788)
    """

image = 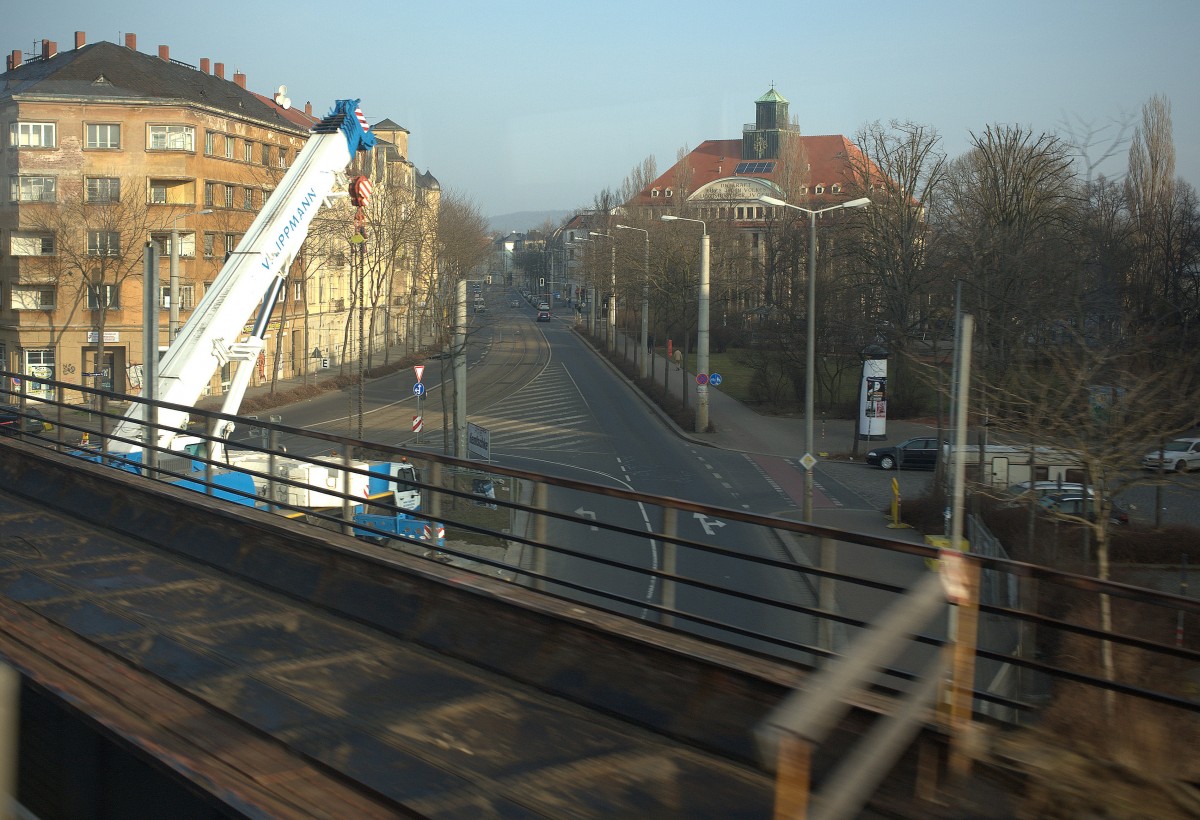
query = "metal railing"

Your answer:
(3, 369), (1199, 734)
